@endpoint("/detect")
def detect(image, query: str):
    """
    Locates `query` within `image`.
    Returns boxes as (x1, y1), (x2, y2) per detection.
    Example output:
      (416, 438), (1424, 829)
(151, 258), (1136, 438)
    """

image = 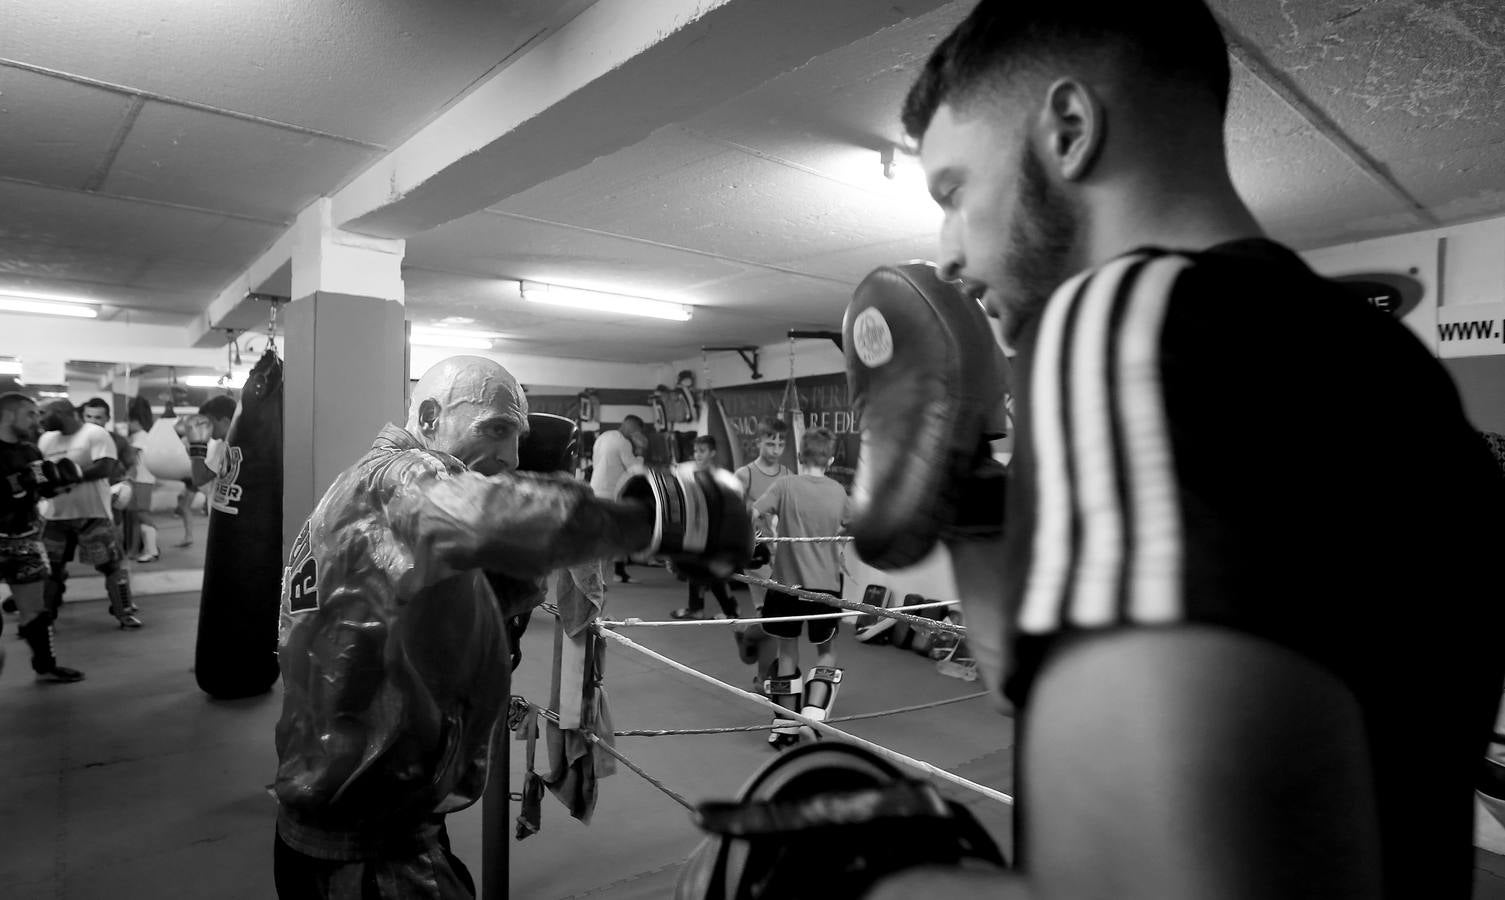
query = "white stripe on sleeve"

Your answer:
(1118, 256), (1190, 624)
(1018, 269), (1095, 634)
(1064, 256), (1143, 627)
